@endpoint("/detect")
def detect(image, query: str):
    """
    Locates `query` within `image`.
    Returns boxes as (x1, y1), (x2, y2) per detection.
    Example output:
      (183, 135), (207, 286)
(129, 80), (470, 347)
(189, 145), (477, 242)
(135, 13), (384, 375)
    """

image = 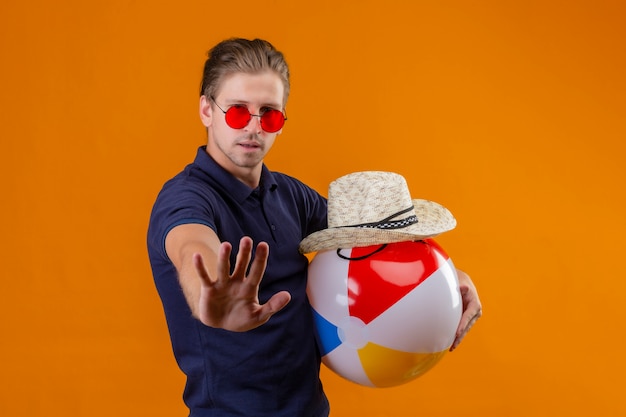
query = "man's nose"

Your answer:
(246, 113), (263, 133)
